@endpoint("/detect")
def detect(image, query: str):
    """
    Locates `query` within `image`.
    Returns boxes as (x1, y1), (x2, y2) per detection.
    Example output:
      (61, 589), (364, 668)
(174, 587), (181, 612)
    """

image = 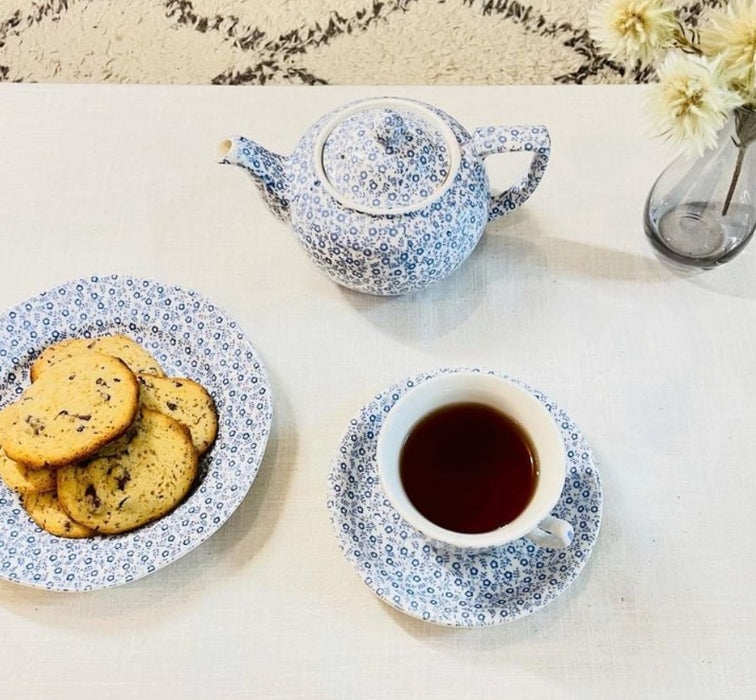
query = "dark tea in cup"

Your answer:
(377, 372), (572, 549)
(399, 402), (538, 534)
